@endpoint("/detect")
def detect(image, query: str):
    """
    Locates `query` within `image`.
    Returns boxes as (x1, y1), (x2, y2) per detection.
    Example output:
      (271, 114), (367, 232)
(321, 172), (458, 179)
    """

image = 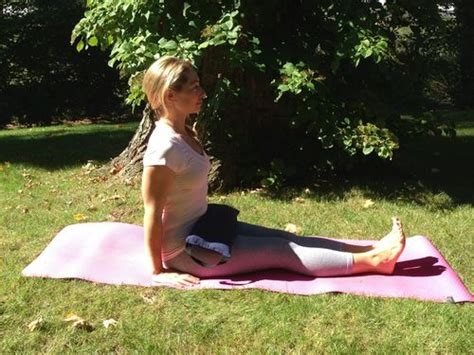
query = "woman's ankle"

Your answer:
(350, 251), (377, 275)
